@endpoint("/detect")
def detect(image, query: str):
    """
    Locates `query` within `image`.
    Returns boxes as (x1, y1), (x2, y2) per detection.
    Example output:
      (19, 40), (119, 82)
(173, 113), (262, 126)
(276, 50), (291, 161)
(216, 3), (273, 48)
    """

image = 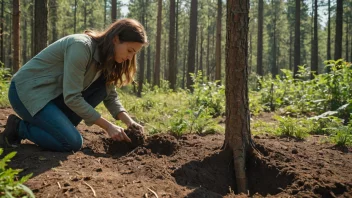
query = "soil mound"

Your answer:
(145, 134), (179, 156)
